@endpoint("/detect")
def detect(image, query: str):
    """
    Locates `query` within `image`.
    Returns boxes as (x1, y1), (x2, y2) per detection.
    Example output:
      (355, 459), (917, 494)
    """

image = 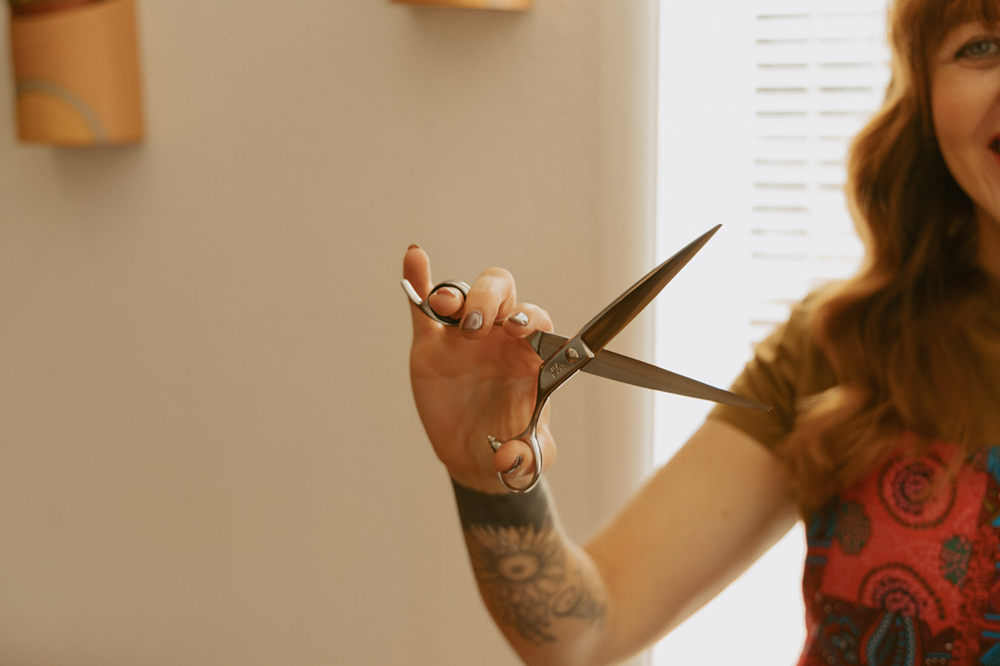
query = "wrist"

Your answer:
(448, 471), (506, 495)
(451, 477), (552, 531)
